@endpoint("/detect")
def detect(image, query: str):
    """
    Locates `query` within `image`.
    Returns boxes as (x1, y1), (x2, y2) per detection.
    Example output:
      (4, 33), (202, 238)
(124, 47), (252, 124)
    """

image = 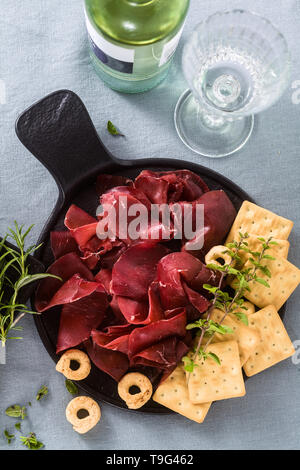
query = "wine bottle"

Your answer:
(84, 0), (190, 93)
